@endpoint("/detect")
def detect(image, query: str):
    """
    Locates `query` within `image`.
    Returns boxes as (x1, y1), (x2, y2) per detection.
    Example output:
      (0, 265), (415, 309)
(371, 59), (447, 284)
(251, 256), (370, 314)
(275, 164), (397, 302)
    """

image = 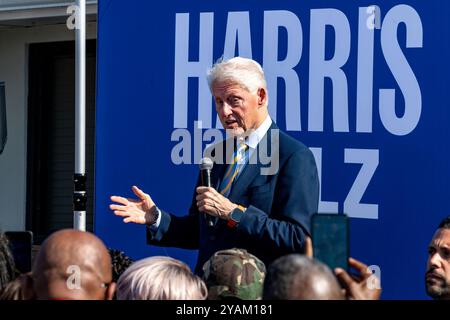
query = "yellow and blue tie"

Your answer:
(219, 141), (249, 197)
